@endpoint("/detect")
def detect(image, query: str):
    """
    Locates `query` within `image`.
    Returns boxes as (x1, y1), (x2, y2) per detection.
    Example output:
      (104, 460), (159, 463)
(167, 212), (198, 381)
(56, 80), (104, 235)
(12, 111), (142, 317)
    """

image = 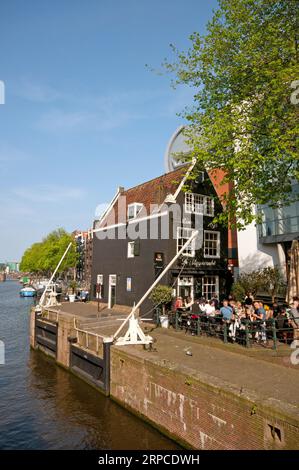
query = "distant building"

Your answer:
(6, 262), (20, 273)
(73, 230), (93, 288)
